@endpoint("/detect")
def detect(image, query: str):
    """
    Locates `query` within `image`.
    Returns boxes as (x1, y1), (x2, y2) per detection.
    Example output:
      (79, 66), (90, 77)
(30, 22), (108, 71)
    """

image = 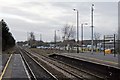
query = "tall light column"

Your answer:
(81, 24), (83, 53)
(54, 30), (59, 48)
(40, 34), (42, 41)
(54, 30), (56, 48)
(81, 23), (88, 53)
(91, 4), (94, 54)
(73, 9), (79, 53)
